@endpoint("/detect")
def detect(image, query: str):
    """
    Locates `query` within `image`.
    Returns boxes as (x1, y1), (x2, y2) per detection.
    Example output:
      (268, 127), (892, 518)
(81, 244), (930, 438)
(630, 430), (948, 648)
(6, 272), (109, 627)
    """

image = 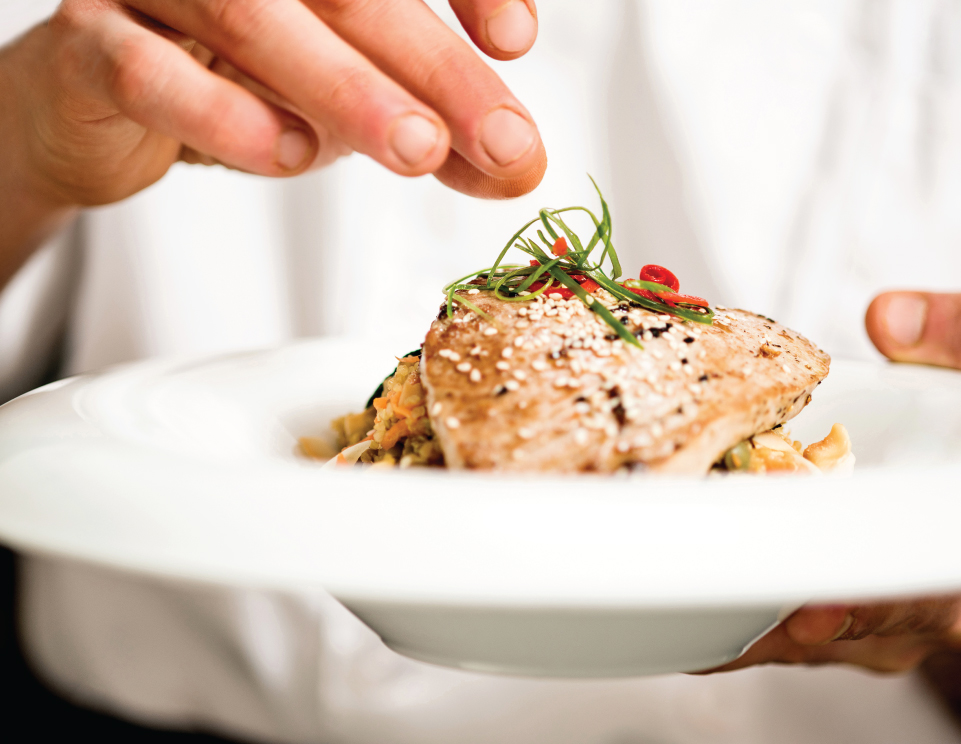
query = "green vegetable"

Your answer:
(365, 349), (422, 409)
(441, 177), (714, 346)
